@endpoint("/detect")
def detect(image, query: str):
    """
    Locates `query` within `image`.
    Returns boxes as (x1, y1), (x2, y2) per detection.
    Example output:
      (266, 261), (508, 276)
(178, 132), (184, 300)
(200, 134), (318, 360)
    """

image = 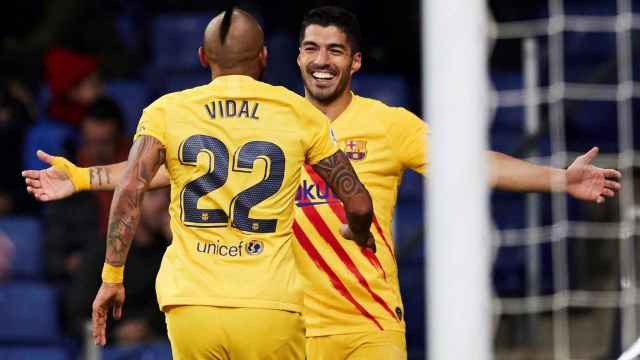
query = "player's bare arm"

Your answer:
(489, 147), (622, 203)
(313, 150), (375, 250)
(22, 150), (170, 202)
(91, 135), (165, 346)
